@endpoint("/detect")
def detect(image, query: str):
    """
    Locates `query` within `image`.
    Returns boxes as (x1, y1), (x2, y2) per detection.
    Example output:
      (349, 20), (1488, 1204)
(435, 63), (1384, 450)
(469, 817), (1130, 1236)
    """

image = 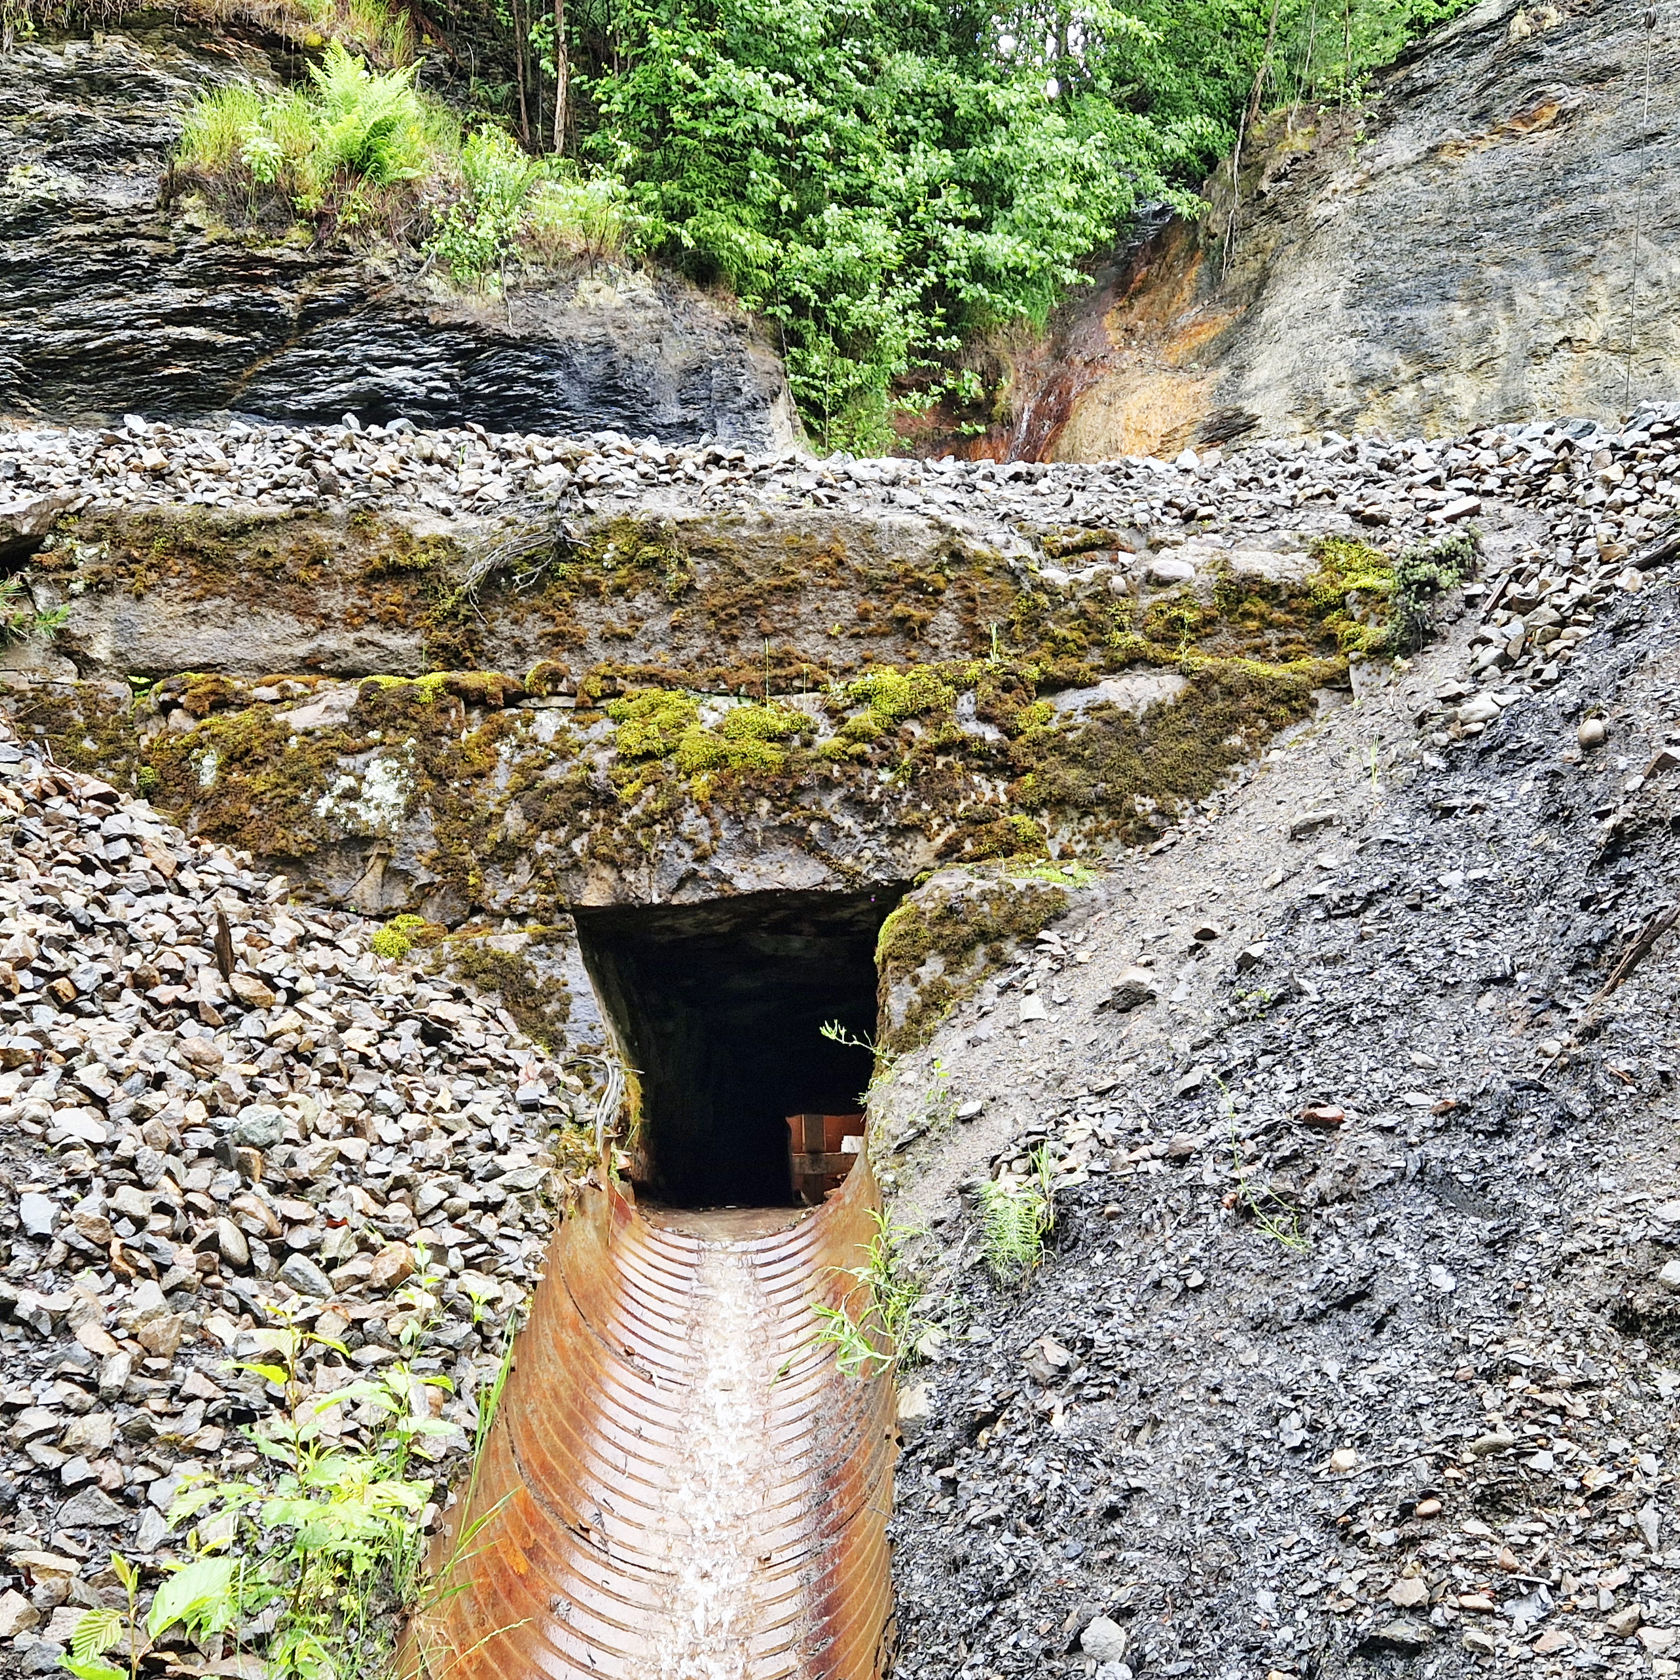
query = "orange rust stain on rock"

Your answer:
(1045, 227), (1235, 461)
(1434, 93), (1575, 161)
